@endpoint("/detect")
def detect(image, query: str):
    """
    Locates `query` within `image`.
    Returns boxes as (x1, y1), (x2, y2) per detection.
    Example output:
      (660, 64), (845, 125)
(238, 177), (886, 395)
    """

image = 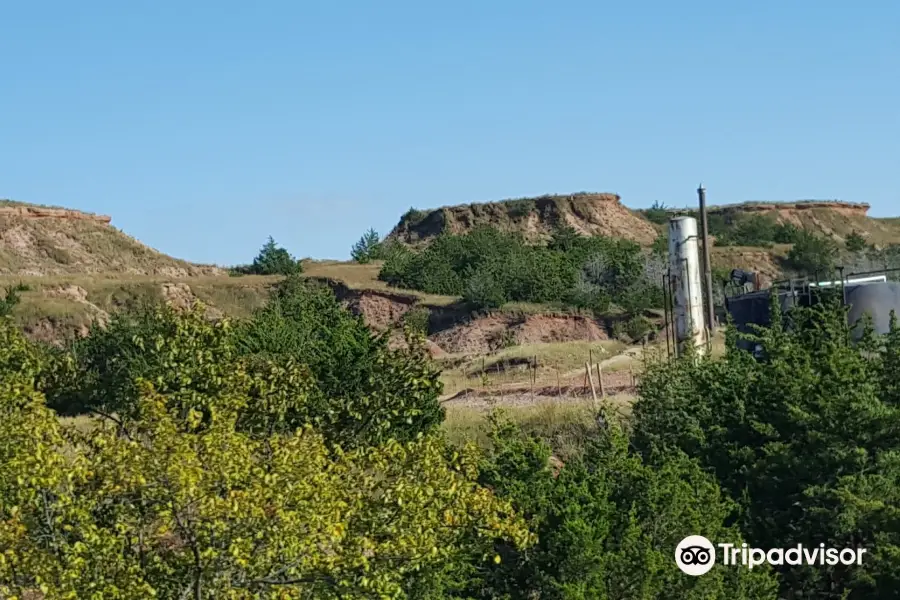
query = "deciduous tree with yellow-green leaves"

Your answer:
(0, 313), (531, 599)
